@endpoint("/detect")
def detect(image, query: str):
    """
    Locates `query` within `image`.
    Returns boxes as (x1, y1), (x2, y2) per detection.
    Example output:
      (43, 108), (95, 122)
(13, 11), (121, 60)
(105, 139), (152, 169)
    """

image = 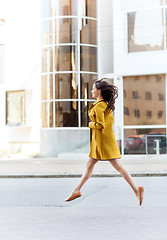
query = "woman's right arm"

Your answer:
(88, 105), (105, 130)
